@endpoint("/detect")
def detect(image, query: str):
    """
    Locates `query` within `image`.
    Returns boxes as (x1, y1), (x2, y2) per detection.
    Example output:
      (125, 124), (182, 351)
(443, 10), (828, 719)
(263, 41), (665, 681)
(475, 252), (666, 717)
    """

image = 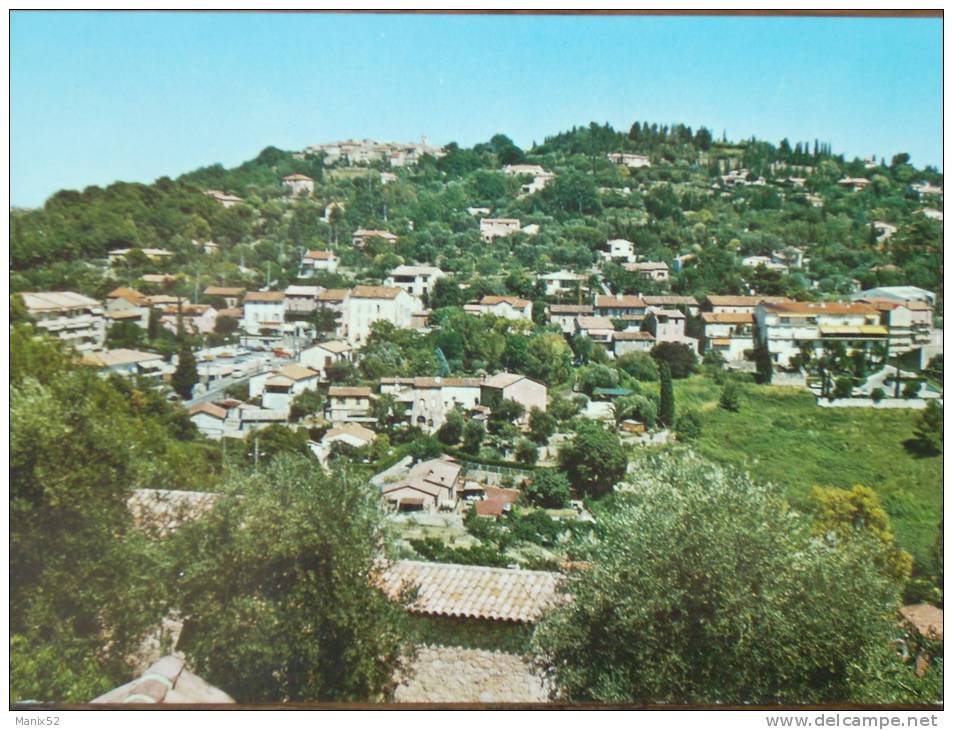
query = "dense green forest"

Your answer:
(11, 120), (942, 307)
